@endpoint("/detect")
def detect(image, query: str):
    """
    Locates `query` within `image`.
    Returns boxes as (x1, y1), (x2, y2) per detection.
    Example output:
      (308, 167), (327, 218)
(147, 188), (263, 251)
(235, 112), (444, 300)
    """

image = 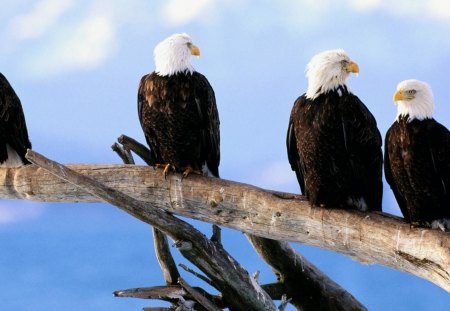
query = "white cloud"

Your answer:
(347, 0), (382, 12)
(9, 0), (74, 40)
(24, 11), (118, 77)
(278, 0), (450, 26)
(426, 0), (450, 21)
(162, 0), (215, 26)
(5, 0), (119, 77)
(345, 0), (450, 22)
(0, 202), (44, 224)
(50, 15), (117, 72)
(4, 0), (450, 78)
